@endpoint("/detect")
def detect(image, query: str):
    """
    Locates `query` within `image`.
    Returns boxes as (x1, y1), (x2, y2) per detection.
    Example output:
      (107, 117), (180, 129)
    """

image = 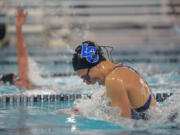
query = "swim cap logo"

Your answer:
(81, 44), (99, 63)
